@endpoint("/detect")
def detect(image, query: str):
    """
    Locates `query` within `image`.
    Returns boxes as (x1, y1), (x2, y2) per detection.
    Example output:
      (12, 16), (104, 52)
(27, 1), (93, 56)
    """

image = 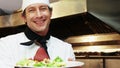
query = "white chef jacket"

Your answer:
(0, 32), (75, 68)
